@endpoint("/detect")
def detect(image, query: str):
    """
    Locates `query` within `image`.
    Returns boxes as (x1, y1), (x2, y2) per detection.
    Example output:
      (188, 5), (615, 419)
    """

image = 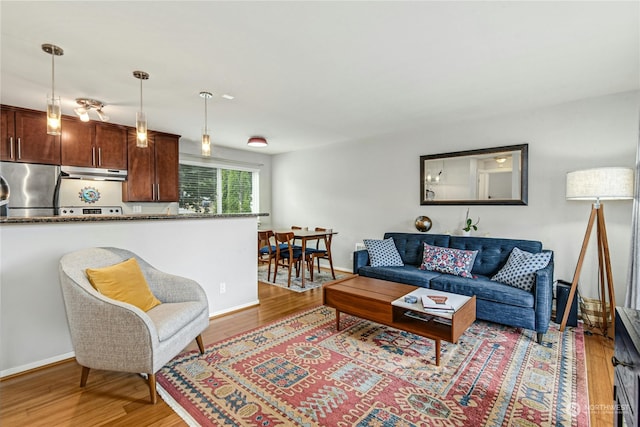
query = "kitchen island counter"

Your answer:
(0, 212), (268, 224)
(1, 213), (261, 378)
